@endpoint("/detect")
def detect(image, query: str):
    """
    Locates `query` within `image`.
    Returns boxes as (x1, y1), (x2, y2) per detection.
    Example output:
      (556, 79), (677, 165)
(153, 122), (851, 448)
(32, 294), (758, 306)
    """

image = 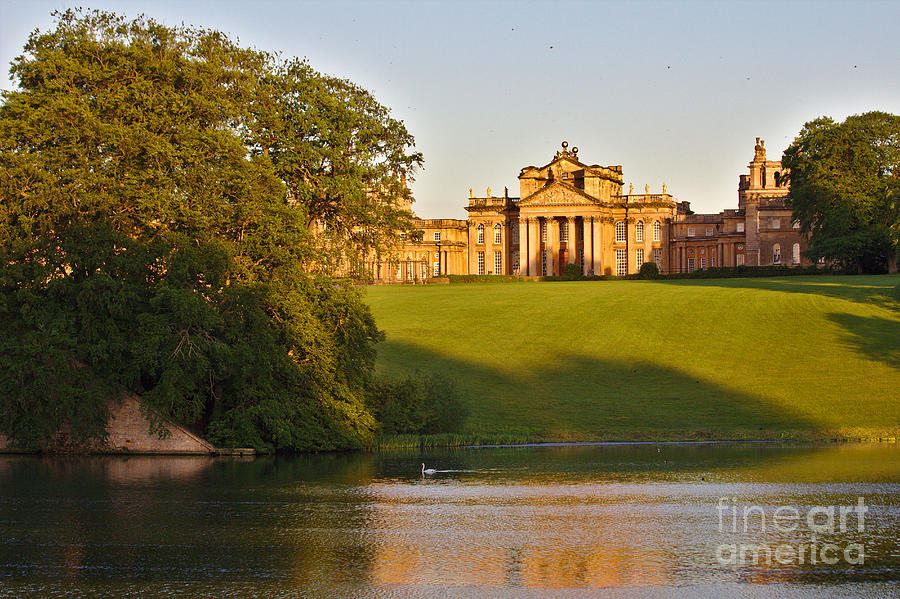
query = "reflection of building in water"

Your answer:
(366, 484), (672, 588)
(372, 138), (810, 282)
